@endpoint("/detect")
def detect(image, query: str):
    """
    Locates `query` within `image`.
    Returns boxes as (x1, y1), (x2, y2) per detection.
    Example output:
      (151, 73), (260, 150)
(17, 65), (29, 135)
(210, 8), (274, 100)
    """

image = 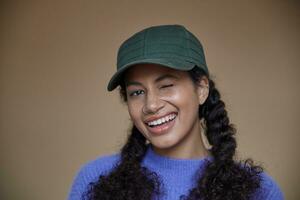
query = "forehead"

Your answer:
(124, 64), (184, 82)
